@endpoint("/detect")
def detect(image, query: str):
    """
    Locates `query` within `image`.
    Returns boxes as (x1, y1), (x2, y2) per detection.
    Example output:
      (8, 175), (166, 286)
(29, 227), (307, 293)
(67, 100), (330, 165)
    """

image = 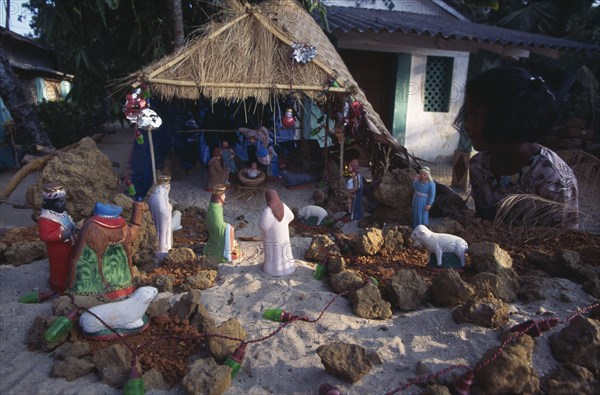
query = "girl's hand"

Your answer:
(424, 205), (431, 211)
